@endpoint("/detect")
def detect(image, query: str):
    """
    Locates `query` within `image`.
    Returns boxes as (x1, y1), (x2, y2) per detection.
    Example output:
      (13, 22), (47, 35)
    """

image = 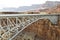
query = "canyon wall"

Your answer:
(23, 19), (60, 40)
